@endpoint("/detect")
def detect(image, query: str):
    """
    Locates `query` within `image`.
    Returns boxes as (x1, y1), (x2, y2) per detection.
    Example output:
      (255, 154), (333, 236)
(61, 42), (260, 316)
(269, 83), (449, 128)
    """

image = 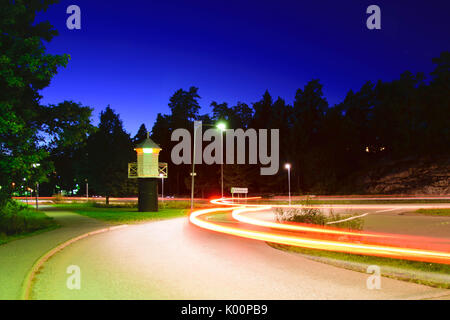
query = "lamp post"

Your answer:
(23, 178), (28, 205)
(285, 163), (291, 206)
(159, 173), (164, 204)
(216, 122), (226, 198)
(190, 121), (200, 213)
(32, 163), (40, 210)
(190, 121), (227, 212)
(35, 182), (39, 211)
(85, 179), (89, 201)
